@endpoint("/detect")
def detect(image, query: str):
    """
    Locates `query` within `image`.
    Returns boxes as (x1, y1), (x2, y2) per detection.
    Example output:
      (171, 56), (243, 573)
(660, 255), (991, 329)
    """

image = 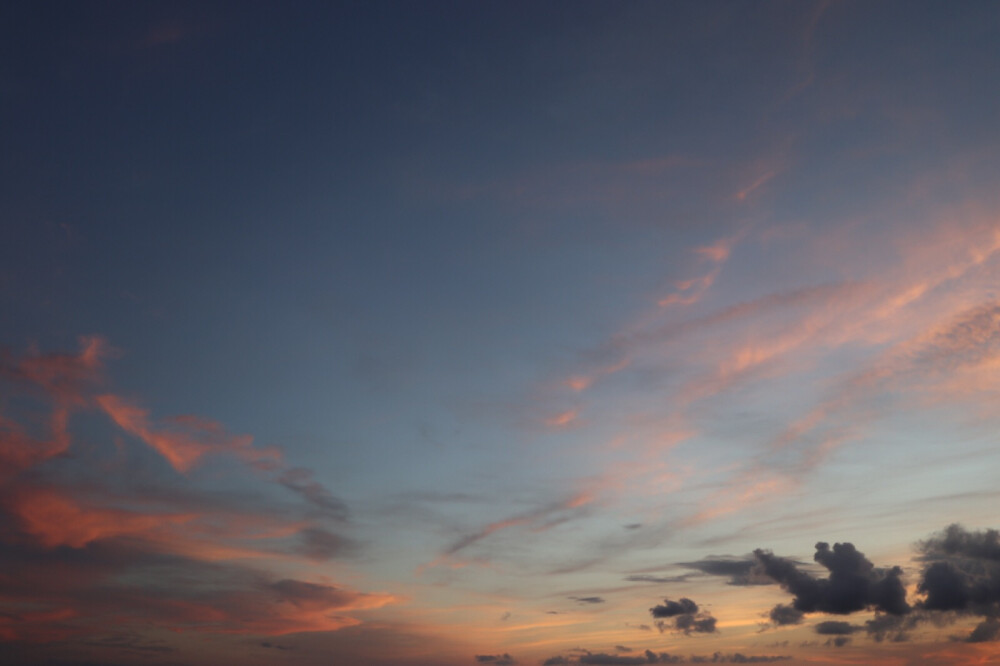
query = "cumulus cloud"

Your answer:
(753, 541), (908, 615)
(915, 524), (1000, 642)
(650, 598), (717, 635)
(730, 525), (1000, 644)
(767, 604), (804, 626)
(650, 598), (699, 618)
